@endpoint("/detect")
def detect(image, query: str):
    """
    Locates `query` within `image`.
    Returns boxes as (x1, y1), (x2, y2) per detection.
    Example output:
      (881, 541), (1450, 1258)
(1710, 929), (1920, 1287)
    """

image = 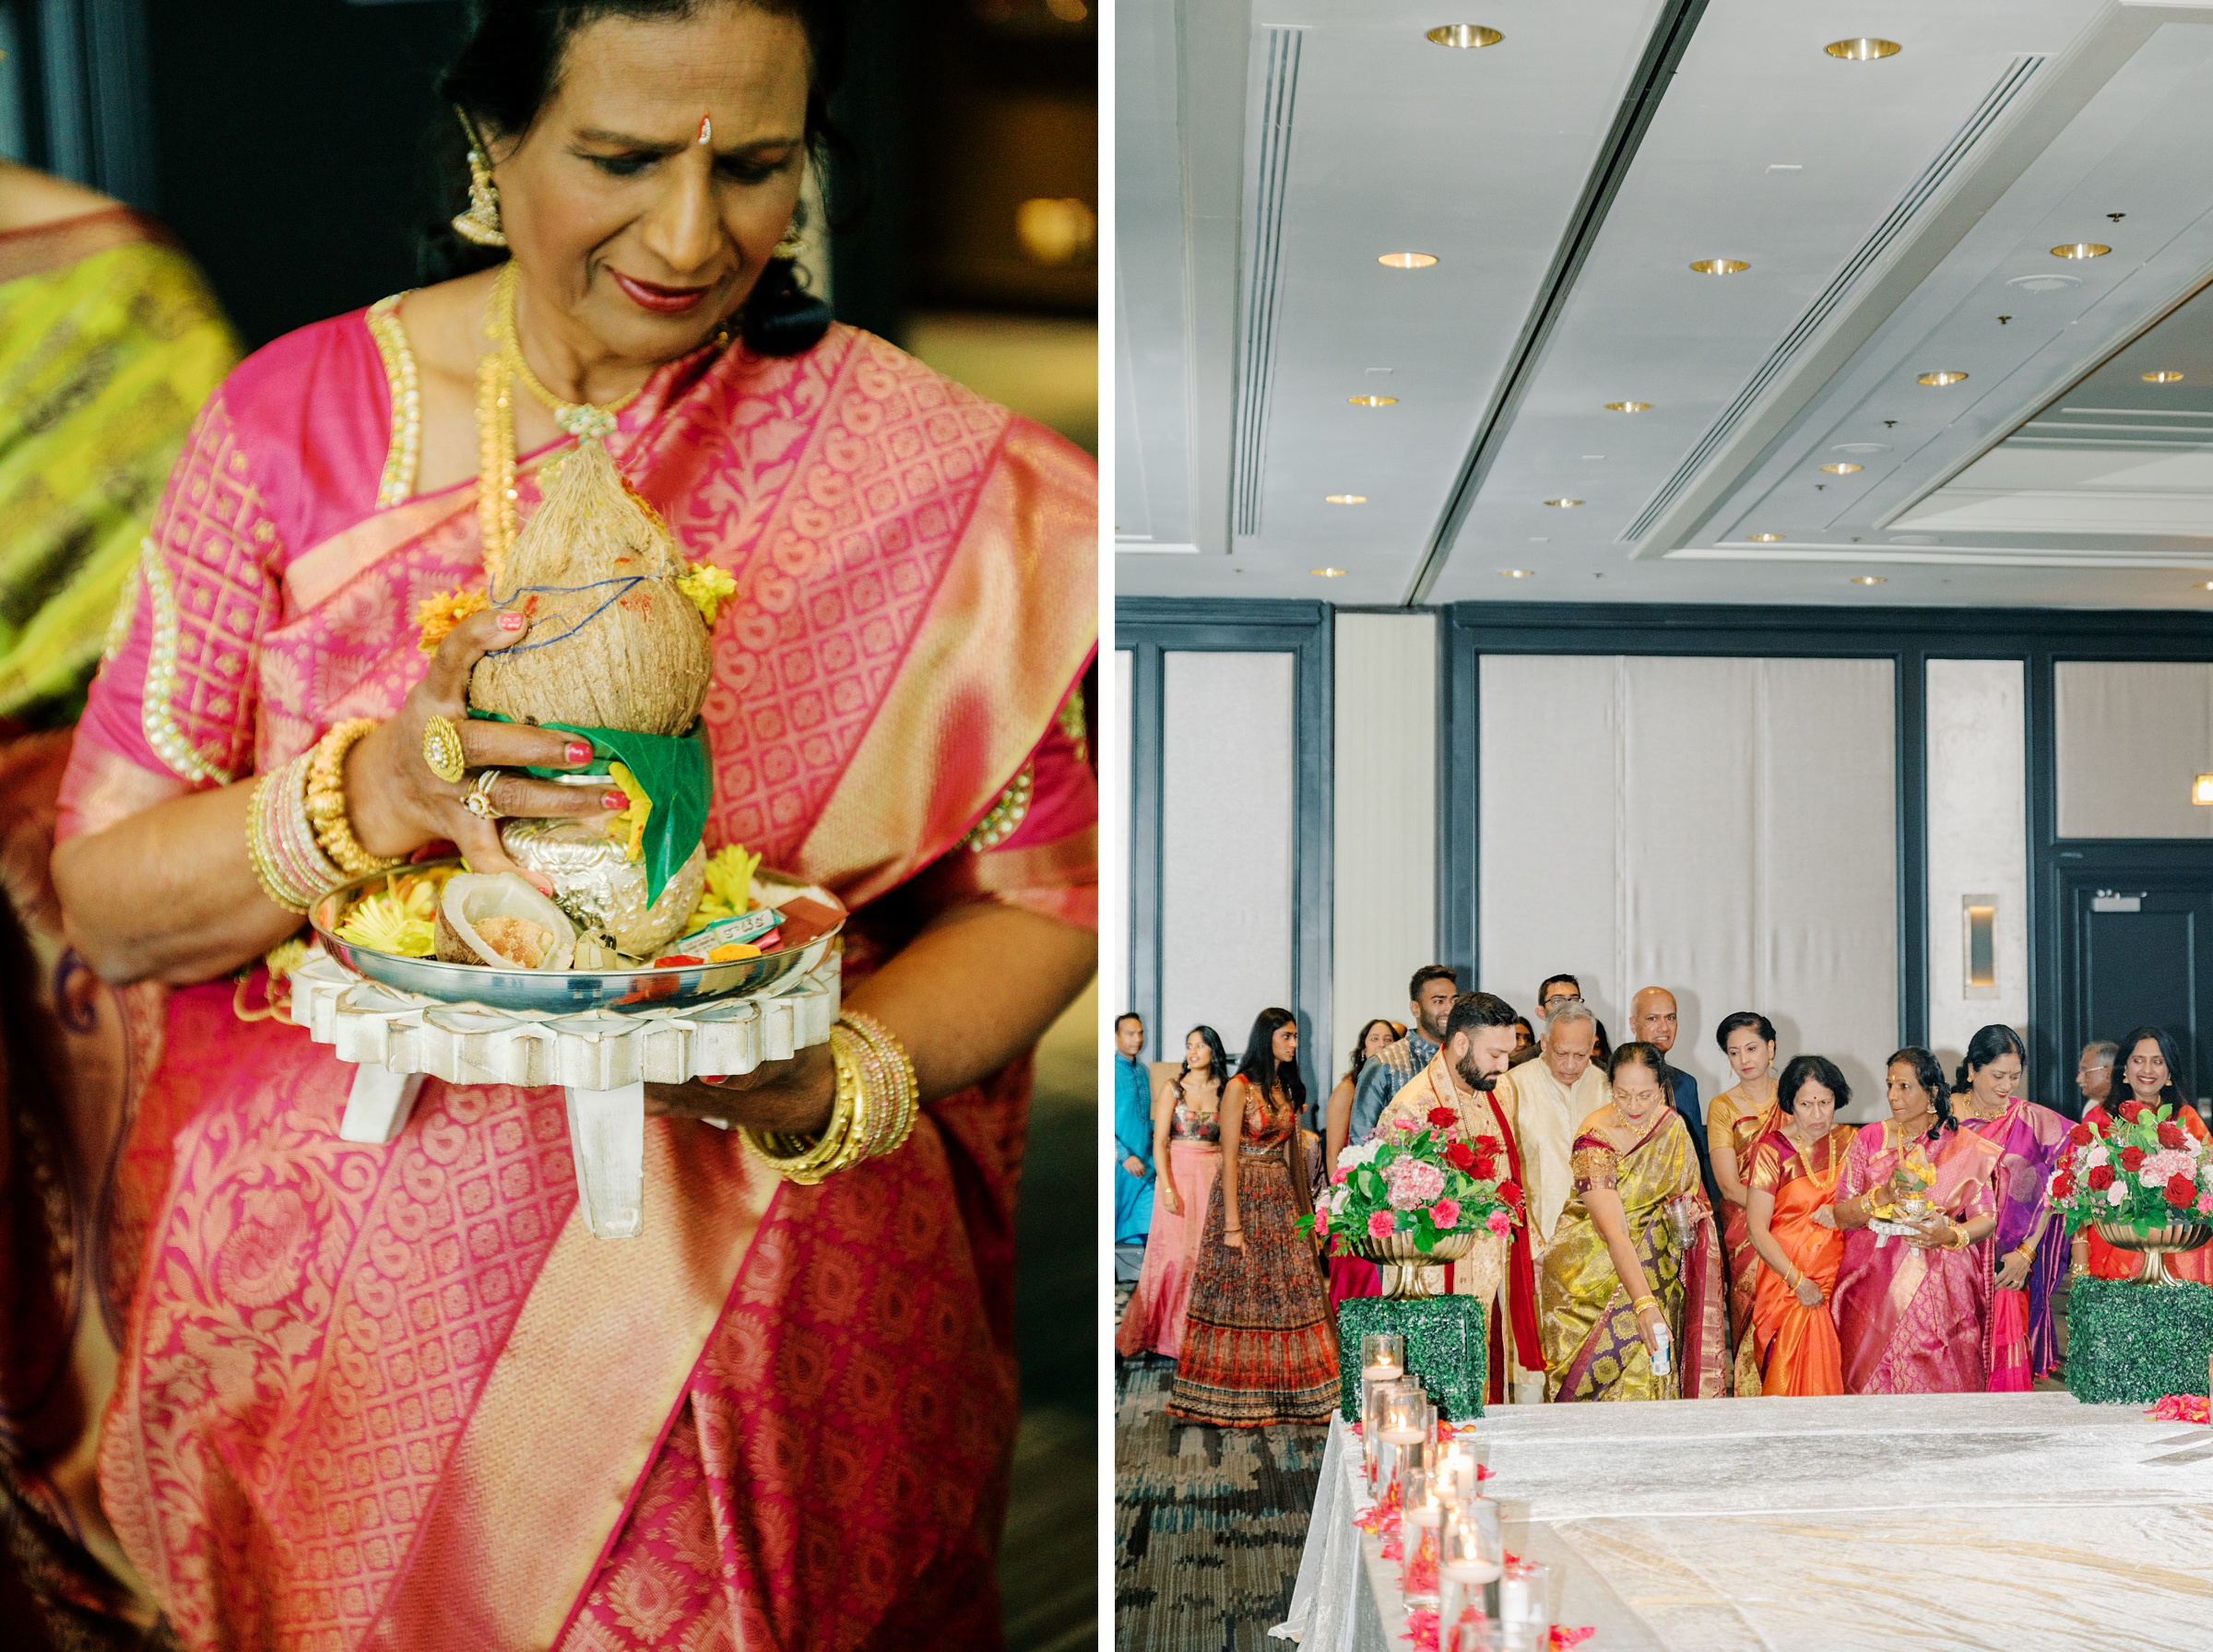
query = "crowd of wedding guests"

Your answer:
(1112, 964), (2211, 1425)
